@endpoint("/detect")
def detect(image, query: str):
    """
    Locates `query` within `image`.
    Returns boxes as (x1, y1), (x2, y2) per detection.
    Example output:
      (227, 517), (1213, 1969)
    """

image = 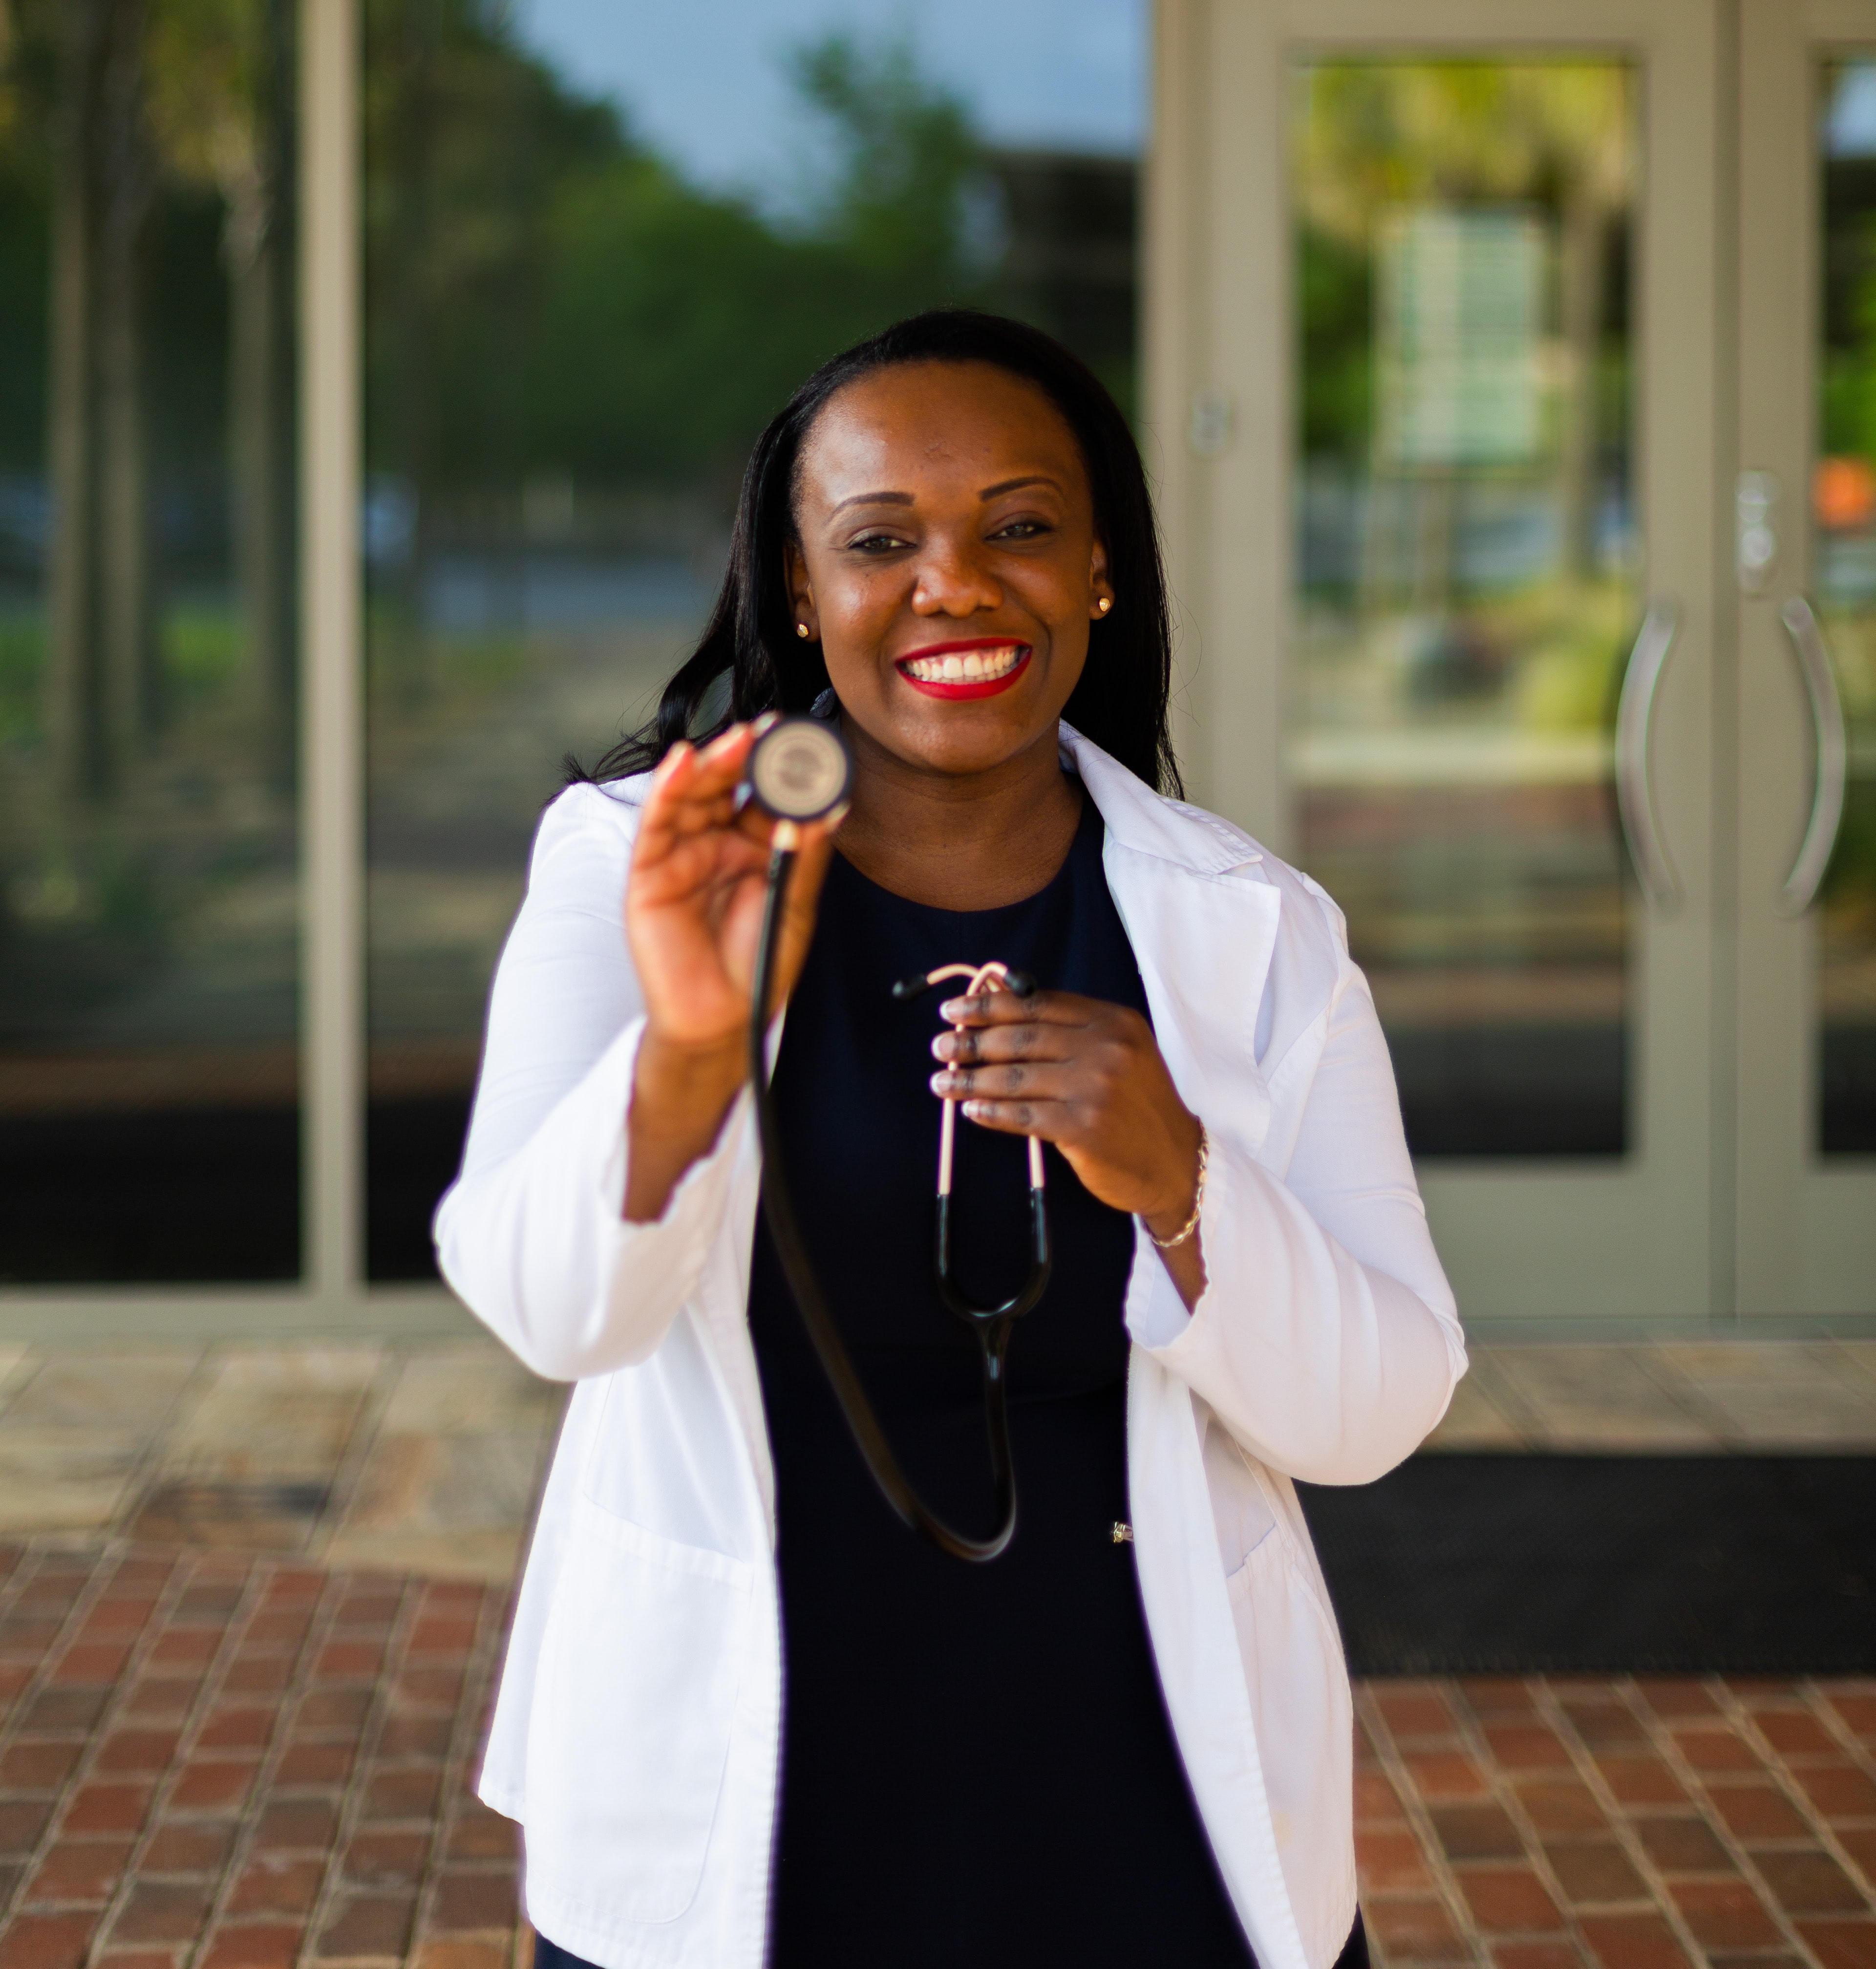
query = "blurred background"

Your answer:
(0, 0), (1146, 1285)
(353, 0), (1145, 1277)
(0, 5), (1872, 1965)
(0, 1), (1869, 1312)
